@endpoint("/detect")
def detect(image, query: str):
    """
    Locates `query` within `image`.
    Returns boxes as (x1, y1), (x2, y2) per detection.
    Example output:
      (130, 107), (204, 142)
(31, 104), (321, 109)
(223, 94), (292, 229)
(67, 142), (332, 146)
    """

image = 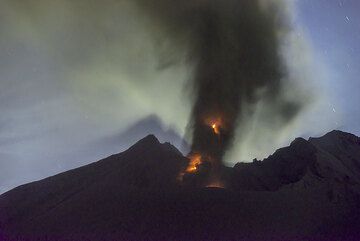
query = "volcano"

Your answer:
(1, 131), (360, 241)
